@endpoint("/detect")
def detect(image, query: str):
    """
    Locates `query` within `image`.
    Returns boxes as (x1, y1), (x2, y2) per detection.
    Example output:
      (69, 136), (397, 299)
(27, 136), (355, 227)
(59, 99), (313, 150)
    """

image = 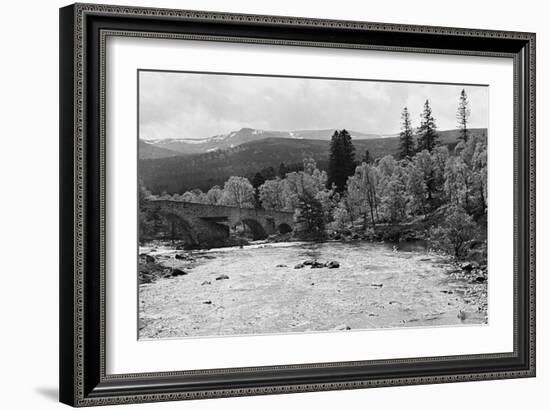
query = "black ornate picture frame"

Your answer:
(59, 3), (535, 407)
